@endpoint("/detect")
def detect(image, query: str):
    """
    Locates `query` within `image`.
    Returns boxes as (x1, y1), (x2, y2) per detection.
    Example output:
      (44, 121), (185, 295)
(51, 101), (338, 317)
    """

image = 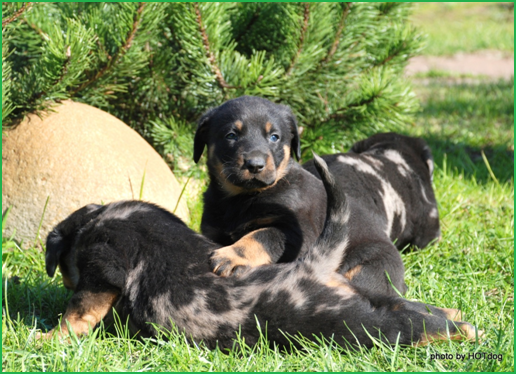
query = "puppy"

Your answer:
(194, 96), (327, 275)
(40, 156), (478, 349)
(194, 96), (439, 296)
(303, 132), (441, 295)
